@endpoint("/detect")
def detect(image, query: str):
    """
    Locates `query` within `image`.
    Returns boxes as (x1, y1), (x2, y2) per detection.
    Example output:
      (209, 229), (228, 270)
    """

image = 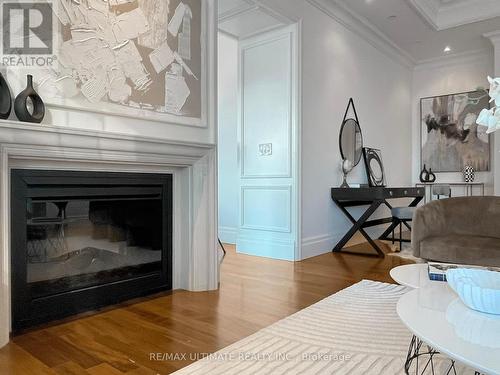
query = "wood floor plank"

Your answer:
(53, 362), (89, 375)
(86, 363), (124, 375)
(0, 243), (411, 374)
